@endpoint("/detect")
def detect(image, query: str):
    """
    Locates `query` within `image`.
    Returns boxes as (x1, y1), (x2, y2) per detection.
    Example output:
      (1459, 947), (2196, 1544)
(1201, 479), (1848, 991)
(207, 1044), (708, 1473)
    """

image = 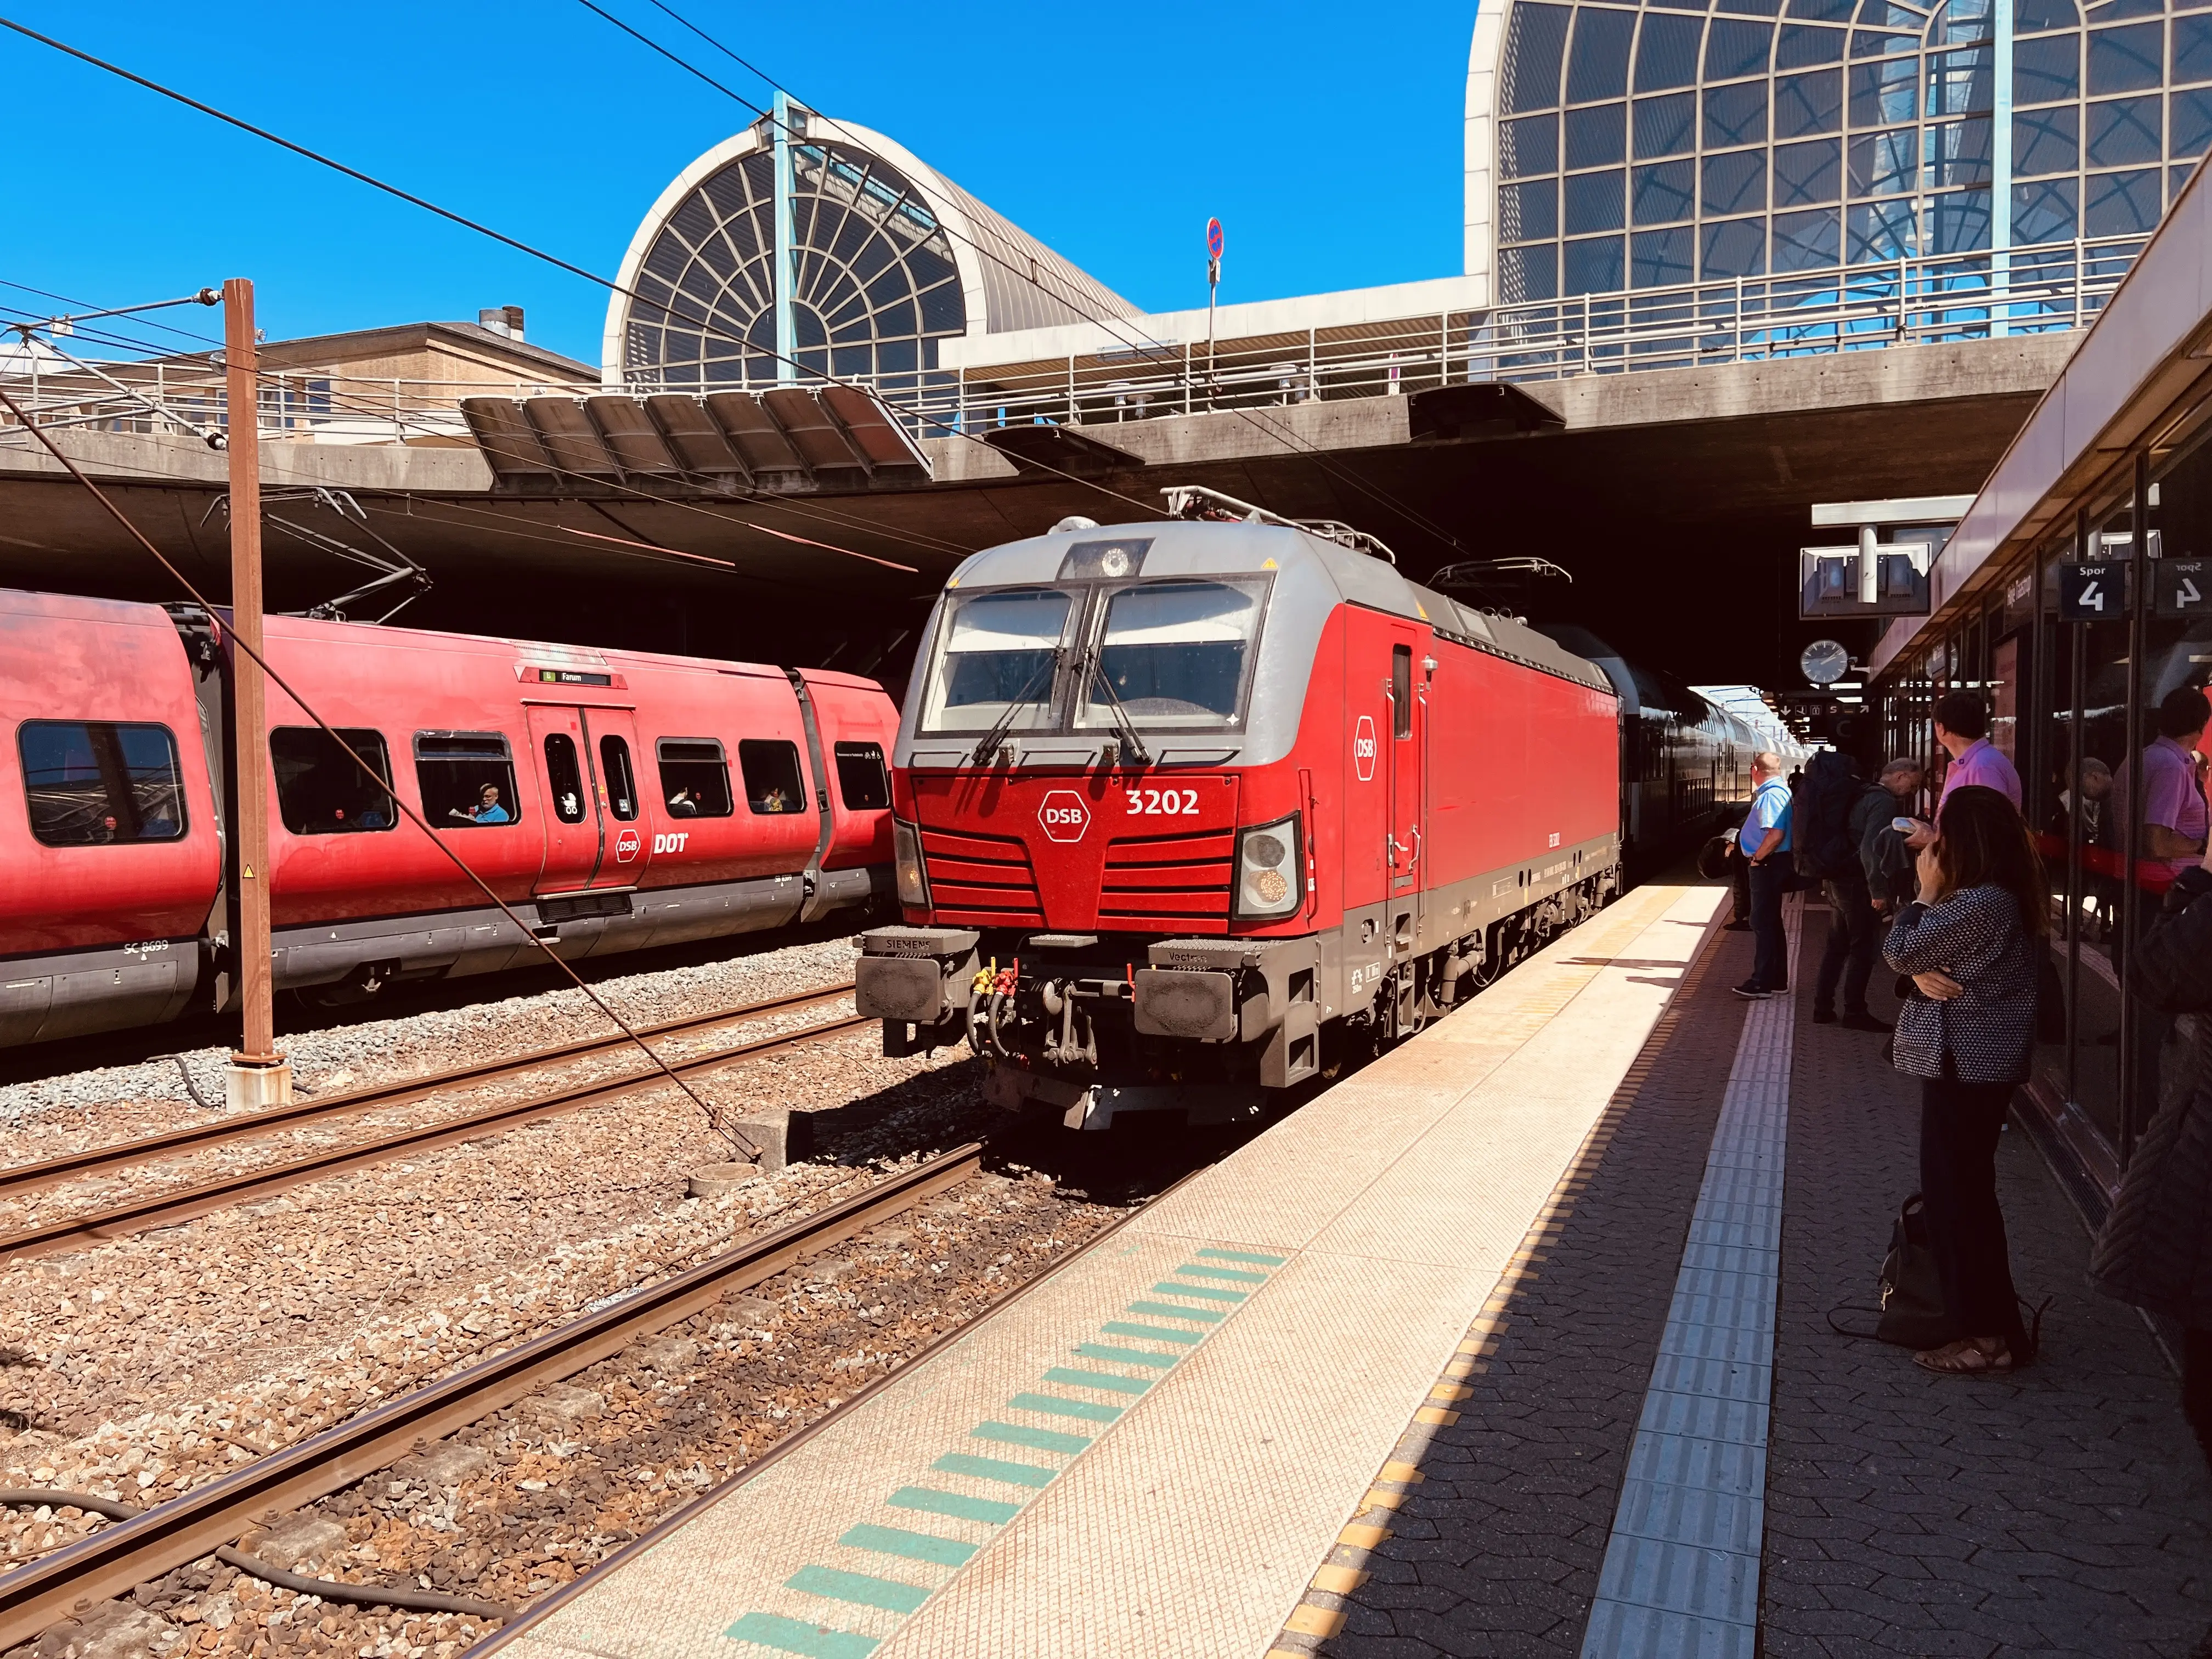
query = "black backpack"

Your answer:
(1792, 753), (1859, 881)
